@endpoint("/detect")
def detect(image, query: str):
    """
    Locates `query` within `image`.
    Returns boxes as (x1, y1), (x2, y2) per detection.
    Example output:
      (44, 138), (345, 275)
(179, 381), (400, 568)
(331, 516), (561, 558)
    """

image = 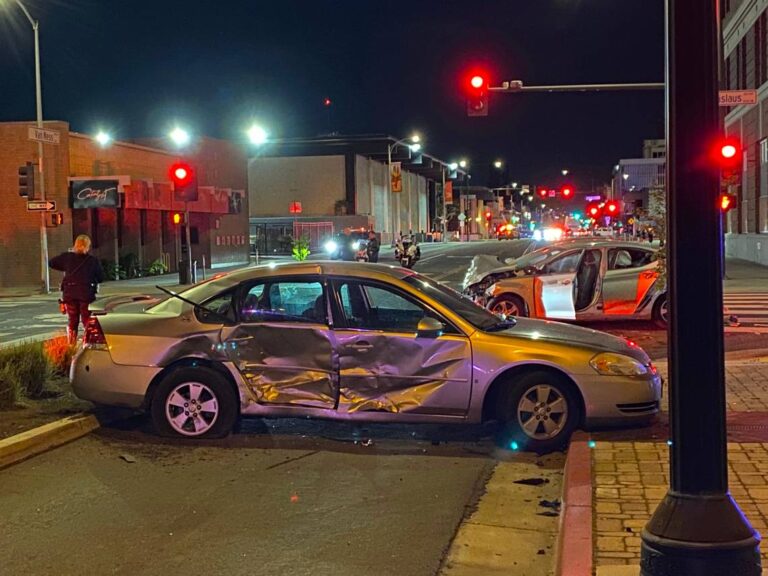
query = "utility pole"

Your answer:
(640, 0), (761, 574)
